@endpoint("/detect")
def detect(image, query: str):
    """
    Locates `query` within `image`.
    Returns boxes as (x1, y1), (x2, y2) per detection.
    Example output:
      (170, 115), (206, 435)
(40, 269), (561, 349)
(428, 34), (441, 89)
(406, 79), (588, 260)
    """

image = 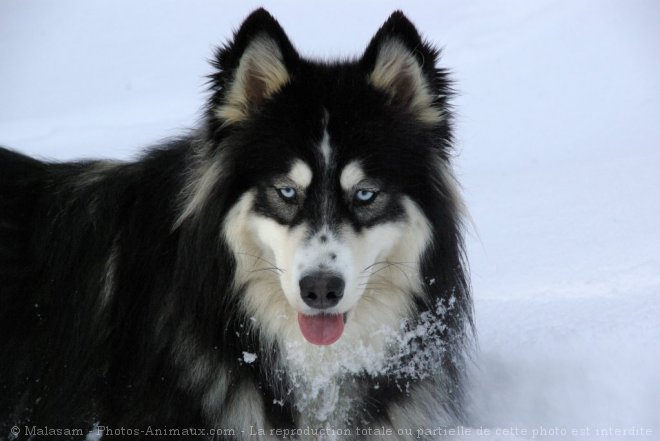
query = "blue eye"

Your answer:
(355, 189), (376, 203)
(278, 187), (297, 200)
